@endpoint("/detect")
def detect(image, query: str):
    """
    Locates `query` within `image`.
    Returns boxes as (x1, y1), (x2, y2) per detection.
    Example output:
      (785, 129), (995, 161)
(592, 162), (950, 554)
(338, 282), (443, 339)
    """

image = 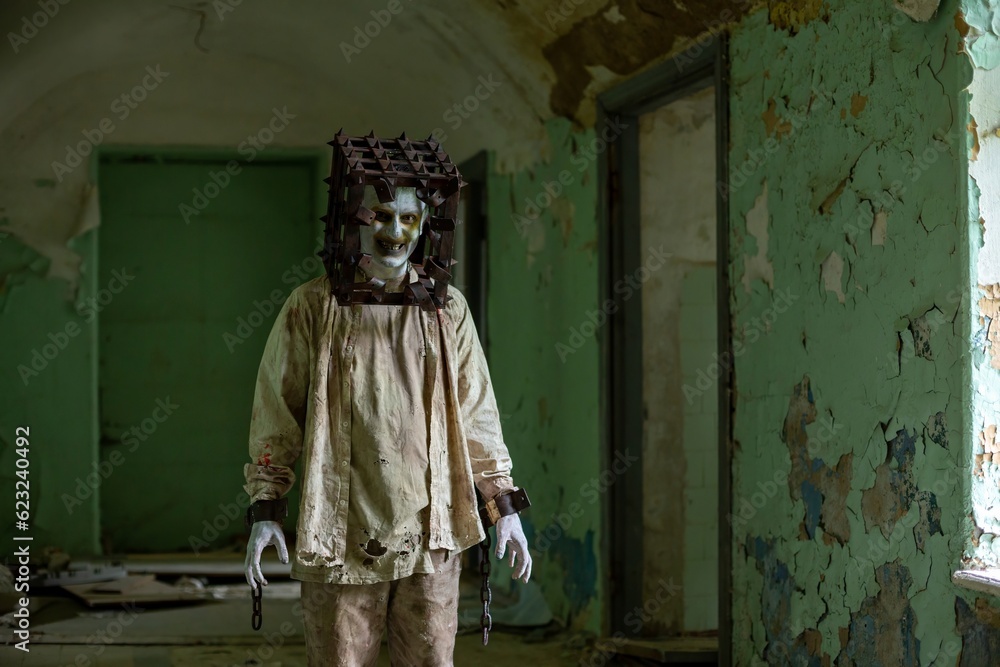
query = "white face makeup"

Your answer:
(358, 186), (426, 281)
